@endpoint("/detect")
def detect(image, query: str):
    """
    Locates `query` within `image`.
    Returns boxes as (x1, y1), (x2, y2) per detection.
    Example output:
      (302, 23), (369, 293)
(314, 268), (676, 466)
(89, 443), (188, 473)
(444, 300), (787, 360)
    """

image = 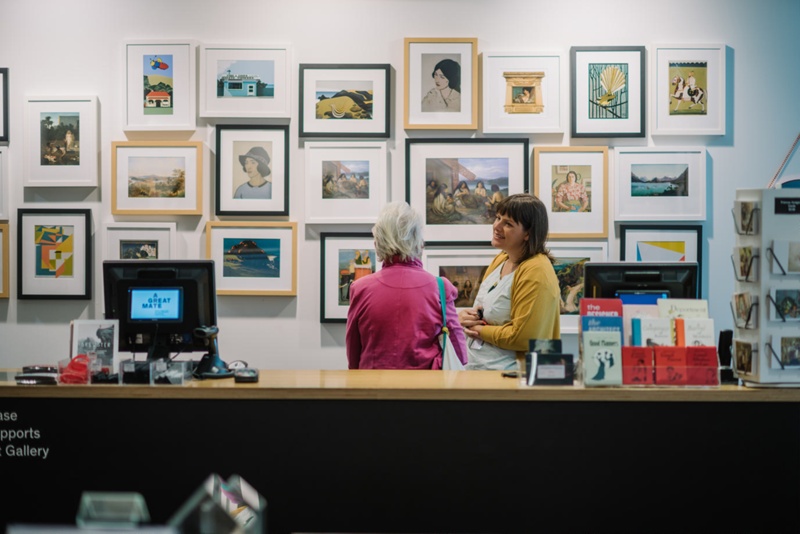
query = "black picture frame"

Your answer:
(320, 232), (378, 323)
(0, 68), (8, 143)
